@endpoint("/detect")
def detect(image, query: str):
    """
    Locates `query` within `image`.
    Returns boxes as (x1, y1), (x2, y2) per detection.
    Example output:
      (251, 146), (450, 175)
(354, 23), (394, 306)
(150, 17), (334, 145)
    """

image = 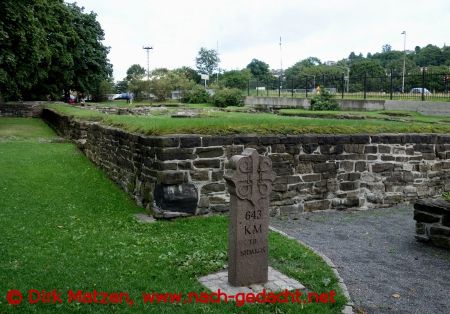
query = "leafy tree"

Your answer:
(246, 59), (270, 80)
(91, 78), (114, 102)
(0, 0), (112, 101)
(220, 69), (251, 89)
(382, 44), (392, 53)
(115, 80), (128, 93)
(173, 66), (201, 84)
(195, 48), (220, 76)
(415, 44), (444, 66)
(150, 70), (194, 101)
(349, 59), (385, 92)
(126, 64), (146, 81)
